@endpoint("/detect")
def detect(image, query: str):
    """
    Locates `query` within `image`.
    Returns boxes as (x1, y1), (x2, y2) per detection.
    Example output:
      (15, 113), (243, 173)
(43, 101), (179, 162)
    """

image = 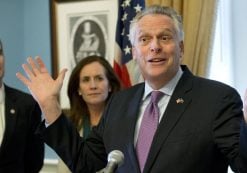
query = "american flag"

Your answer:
(114, 0), (145, 88)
